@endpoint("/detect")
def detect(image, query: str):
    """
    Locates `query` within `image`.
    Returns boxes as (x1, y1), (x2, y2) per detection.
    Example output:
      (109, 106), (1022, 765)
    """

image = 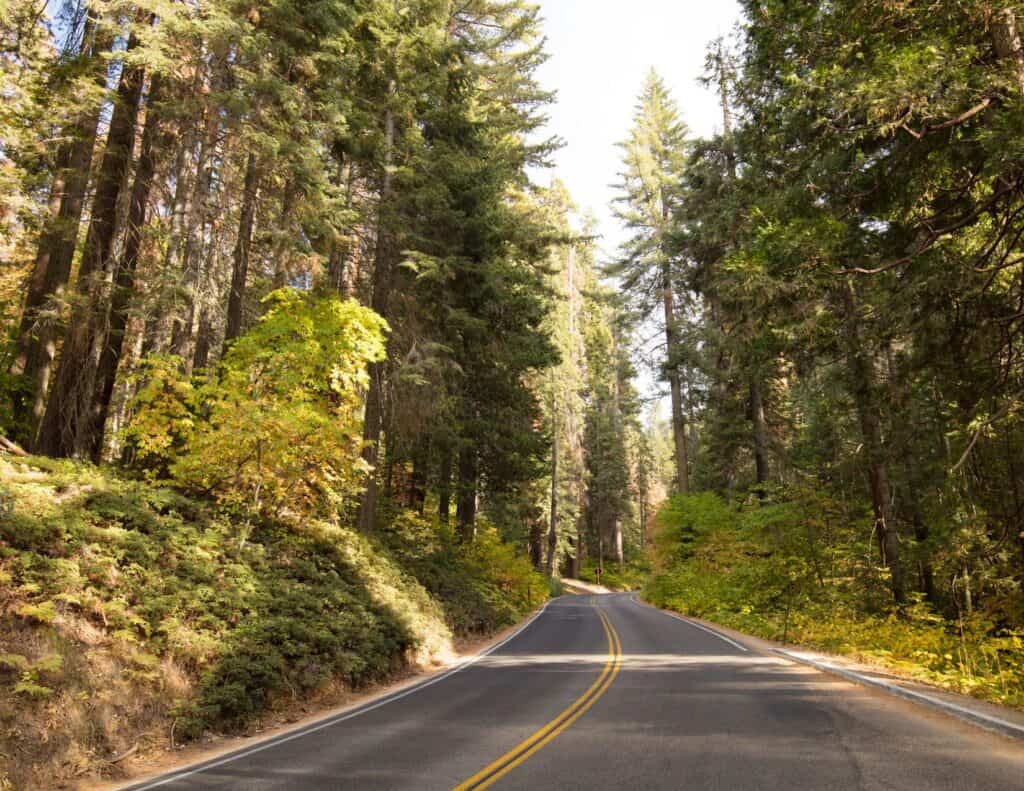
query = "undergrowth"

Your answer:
(0, 455), (545, 789)
(578, 559), (649, 592)
(643, 492), (1024, 709)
